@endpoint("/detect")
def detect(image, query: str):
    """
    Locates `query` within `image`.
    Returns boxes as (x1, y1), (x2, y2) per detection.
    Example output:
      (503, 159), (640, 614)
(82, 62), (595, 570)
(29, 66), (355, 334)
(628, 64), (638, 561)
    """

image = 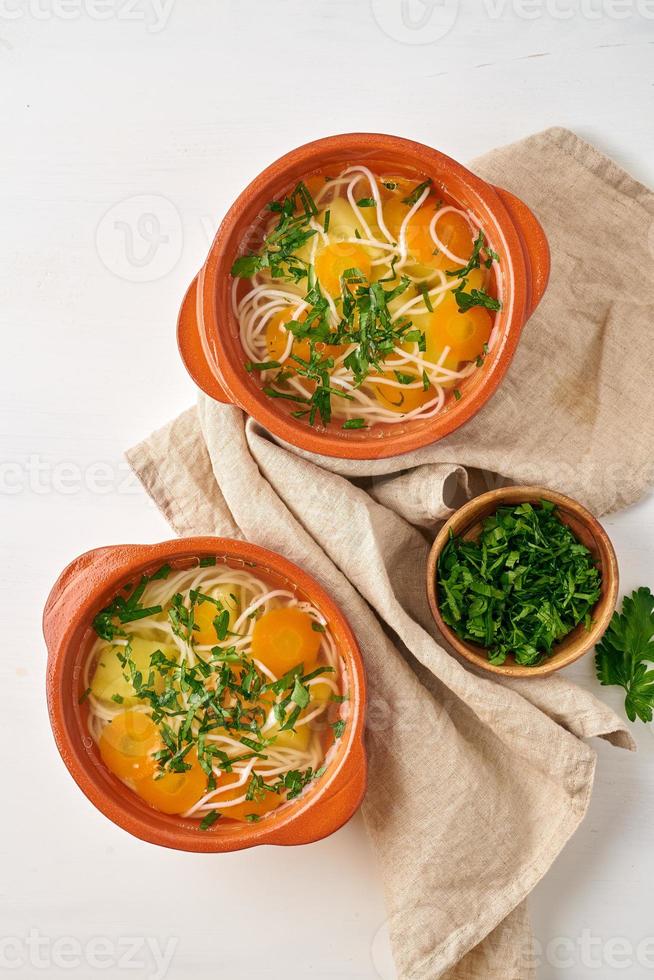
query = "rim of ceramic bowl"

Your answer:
(44, 537), (367, 851)
(185, 132), (549, 460)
